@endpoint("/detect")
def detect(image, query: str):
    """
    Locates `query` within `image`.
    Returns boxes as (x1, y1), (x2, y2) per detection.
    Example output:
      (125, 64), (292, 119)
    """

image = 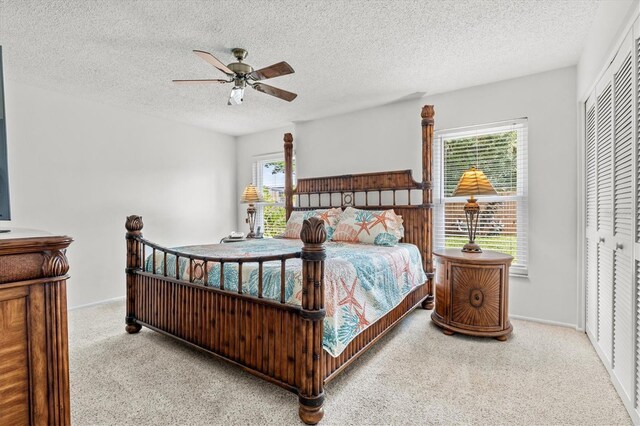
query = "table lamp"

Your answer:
(241, 184), (261, 238)
(451, 166), (497, 253)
